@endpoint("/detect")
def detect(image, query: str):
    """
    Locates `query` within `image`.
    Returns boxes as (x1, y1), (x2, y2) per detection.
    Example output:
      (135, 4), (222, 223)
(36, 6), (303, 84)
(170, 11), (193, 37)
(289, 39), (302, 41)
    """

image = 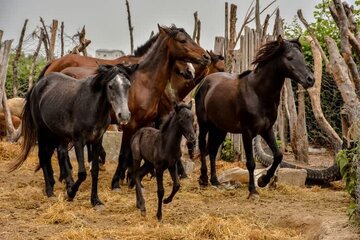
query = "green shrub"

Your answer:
(221, 137), (234, 162)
